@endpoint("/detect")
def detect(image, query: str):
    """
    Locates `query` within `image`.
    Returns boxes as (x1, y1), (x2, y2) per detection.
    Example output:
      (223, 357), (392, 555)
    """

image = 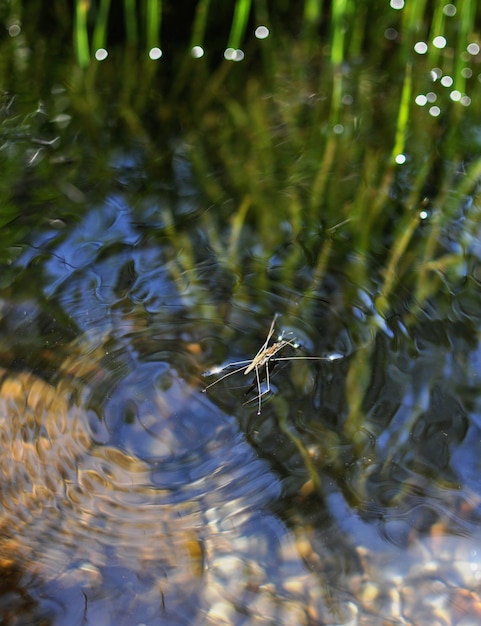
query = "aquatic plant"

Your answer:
(1, 0), (481, 511)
